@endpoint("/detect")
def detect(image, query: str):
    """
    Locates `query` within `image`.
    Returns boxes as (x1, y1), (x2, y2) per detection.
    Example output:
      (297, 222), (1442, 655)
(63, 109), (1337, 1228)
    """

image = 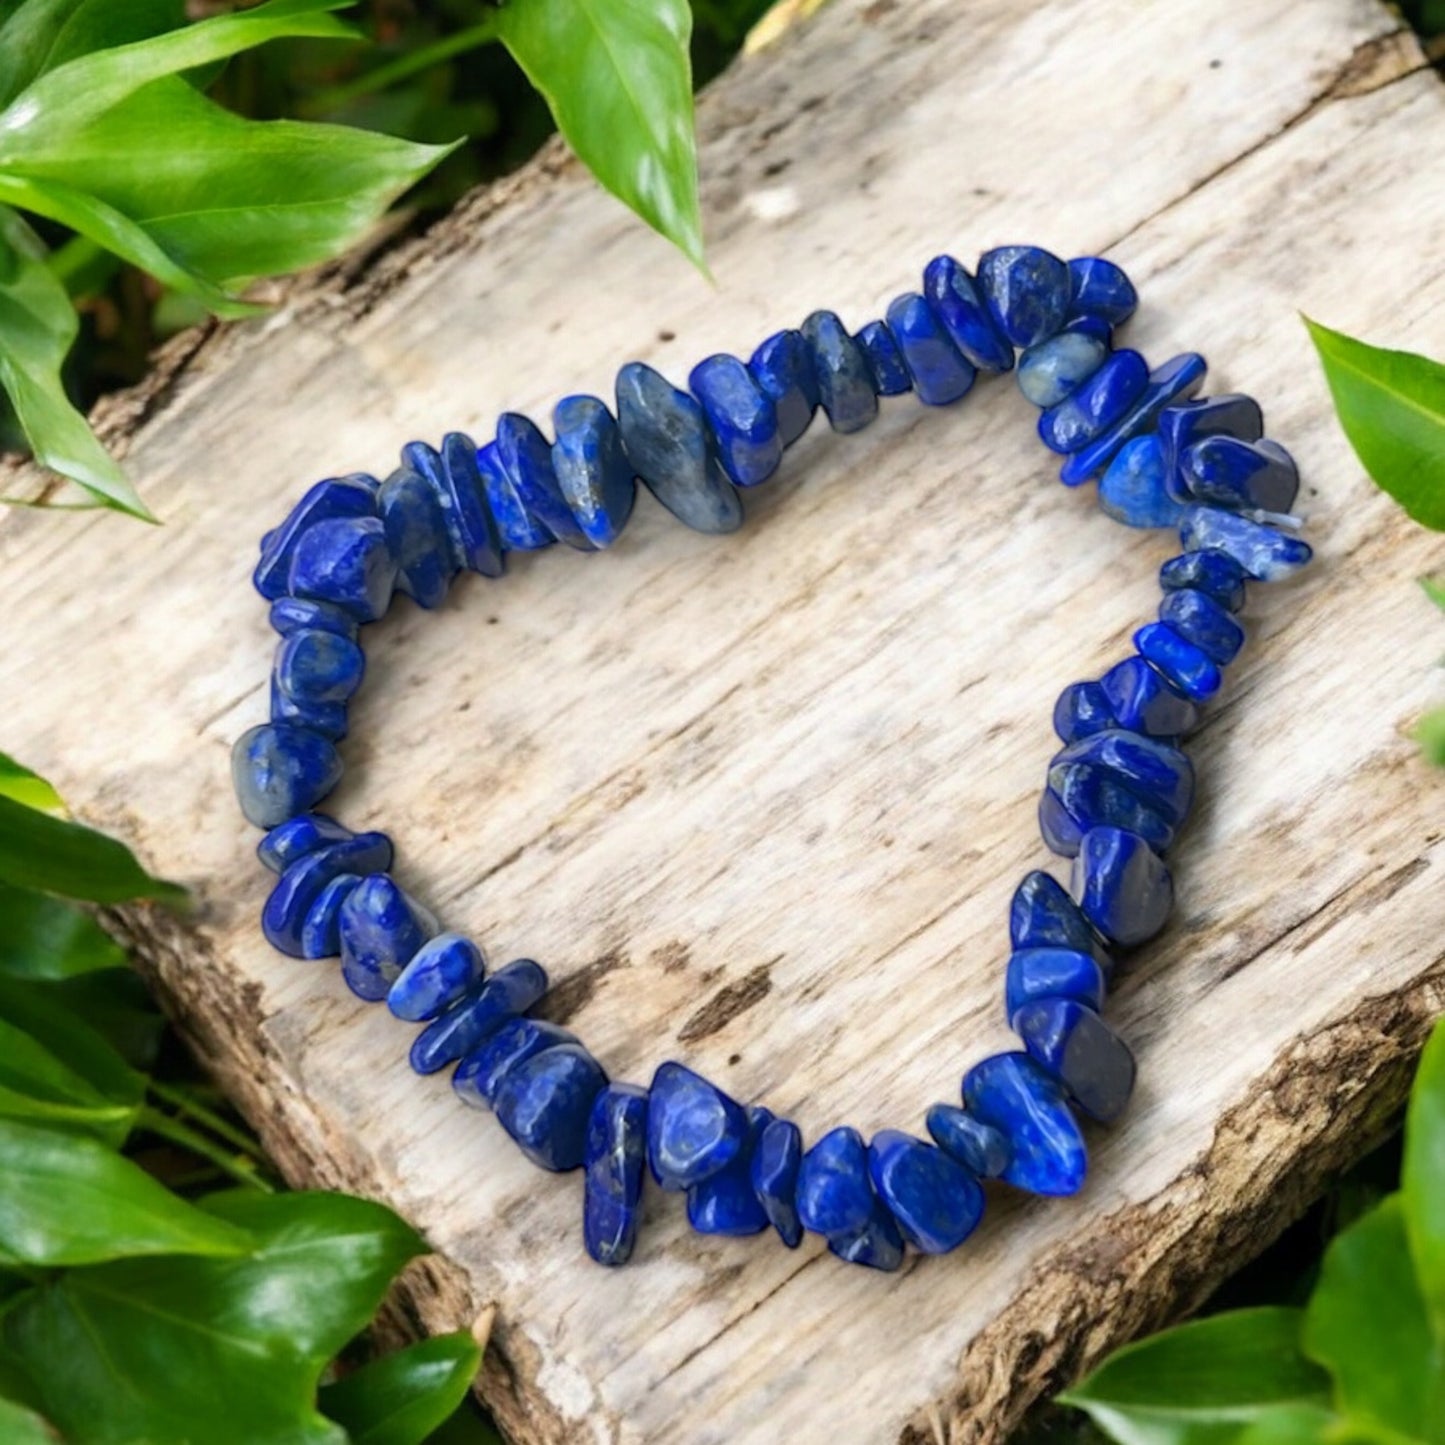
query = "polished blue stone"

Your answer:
(800, 311), (878, 433)
(962, 1051), (1087, 1196)
(1009, 869), (1111, 975)
(258, 812), (352, 873)
(796, 1125), (872, 1237)
(921, 255), (1013, 372)
(274, 629), (364, 707)
(409, 959), (547, 1074)
(1072, 826), (1173, 947)
(495, 1042), (608, 1171)
(339, 874), (436, 1003)
(1135, 621), (1223, 702)
(232, 722), (344, 829)
(269, 675), (346, 741)
(269, 597), (358, 641)
(1004, 947), (1107, 1026)
(584, 1083), (648, 1266)
(750, 1115), (803, 1247)
(868, 1129), (984, 1254)
(477, 439), (552, 551)
(260, 830), (393, 956)
(1159, 394), (1264, 487)
(1039, 350), (1149, 454)
(646, 1060), (749, 1190)
(1160, 550), (1248, 612)
(551, 395), (637, 547)
(1067, 257), (1138, 326)
(1017, 332), (1109, 409)
(453, 1016), (577, 1110)
(978, 245), (1070, 350)
(884, 292), (975, 406)
(1099, 656), (1199, 738)
(1041, 772), (1173, 858)
(388, 932), (484, 1022)
(690, 355), (782, 488)
(298, 871), (361, 959)
(405, 435), (506, 579)
(1181, 436), (1299, 514)
(855, 319), (913, 396)
(1179, 507), (1313, 582)
(1059, 353), (1208, 487)
(1063, 313), (1113, 345)
(496, 412), (591, 551)
(1160, 588), (1245, 666)
(616, 361), (743, 534)
(288, 516), (396, 624)
(688, 1105), (771, 1236)
(254, 474), (378, 600)
(1099, 435), (1186, 529)
(749, 330), (818, 445)
(1052, 729), (1195, 829)
(379, 467), (454, 609)
(925, 1104), (1012, 1179)
(828, 1196), (905, 1271)
(1053, 680), (1117, 744)
(1014, 998), (1136, 1124)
